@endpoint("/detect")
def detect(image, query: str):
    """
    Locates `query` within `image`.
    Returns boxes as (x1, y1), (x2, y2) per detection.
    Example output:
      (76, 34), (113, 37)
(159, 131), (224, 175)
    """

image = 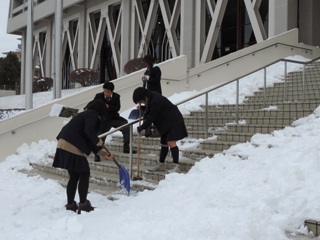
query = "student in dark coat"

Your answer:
(53, 100), (113, 213)
(91, 82), (136, 161)
(142, 55), (162, 94)
(132, 87), (188, 173)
